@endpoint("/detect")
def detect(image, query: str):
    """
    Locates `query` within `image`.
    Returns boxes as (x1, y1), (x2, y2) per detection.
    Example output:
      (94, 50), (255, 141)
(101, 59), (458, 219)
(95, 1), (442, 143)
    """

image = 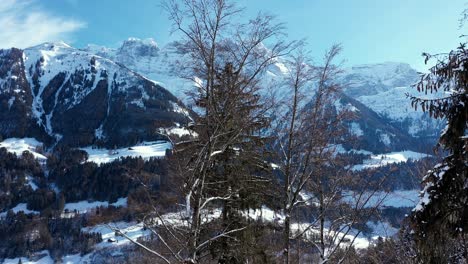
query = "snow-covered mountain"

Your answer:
(335, 94), (431, 153)
(342, 62), (419, 97)
(0, 42), (191, 148)
(84, 38), (193, 101)
(83, 38), (442, 150)
(340, 62), (444, 137)
(0, 37), (442, 150)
